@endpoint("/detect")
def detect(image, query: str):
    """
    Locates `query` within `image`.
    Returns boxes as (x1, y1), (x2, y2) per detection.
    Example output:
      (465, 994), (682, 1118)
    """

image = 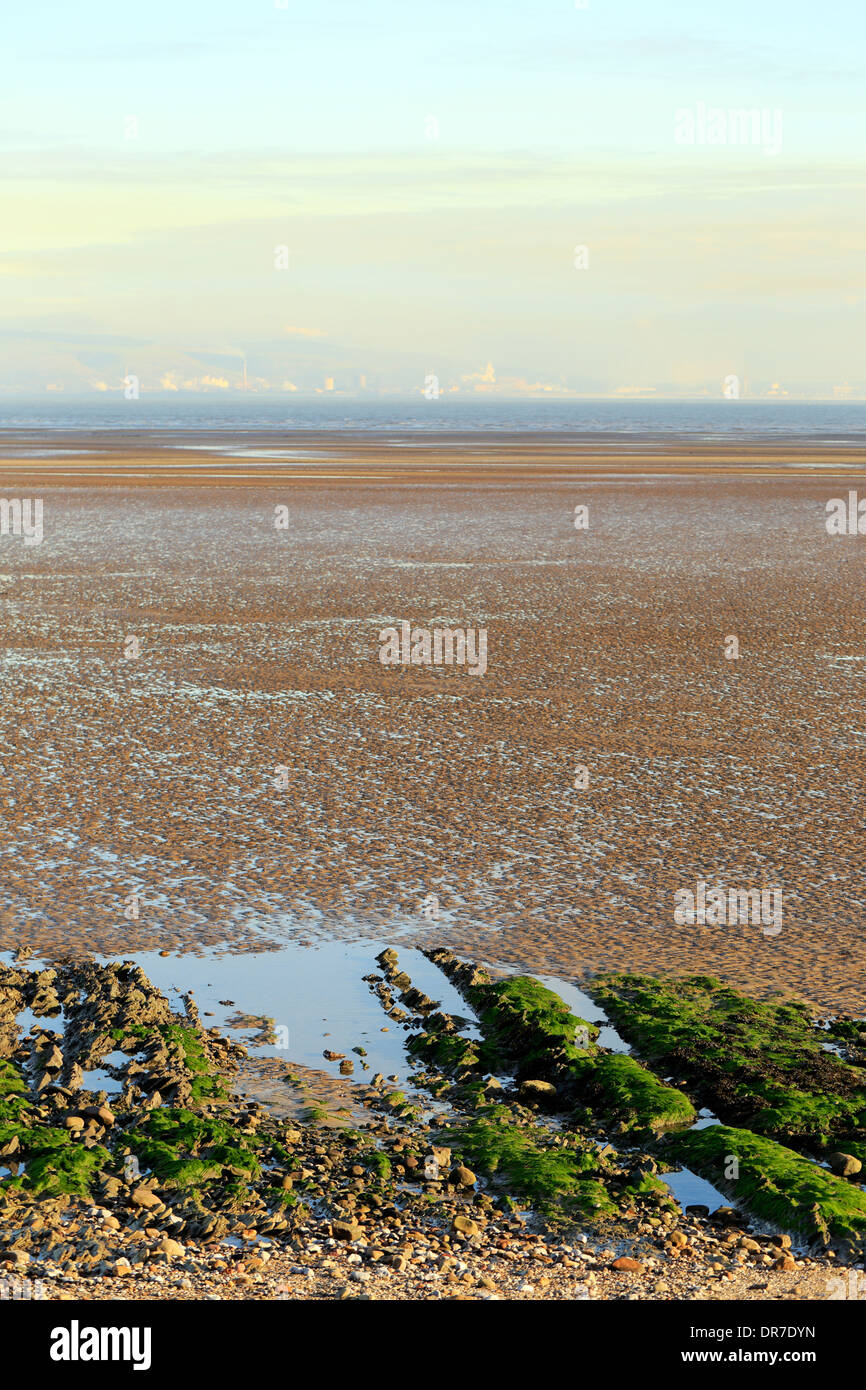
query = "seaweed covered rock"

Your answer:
(569, 1053), (696, 1134)
(592, 973), (866, 1155)
(450, 1104), (674, 1223)
(665, 1124), (866, 1253)
(423, 948), (599, 1077)
(422, 948), (694, 1134)
(0, 961), (247, 1202)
